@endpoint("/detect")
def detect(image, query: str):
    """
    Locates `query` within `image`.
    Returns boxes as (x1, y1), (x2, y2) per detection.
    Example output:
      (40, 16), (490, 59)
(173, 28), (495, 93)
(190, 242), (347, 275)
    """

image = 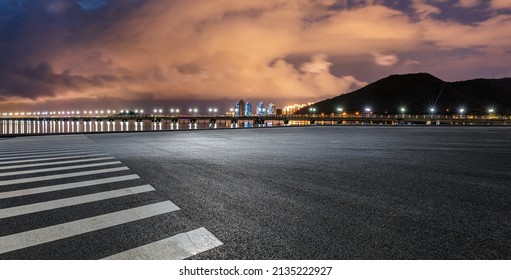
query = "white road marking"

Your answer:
(0, 174), (140, 199)
(0, 157), (115, 170)
(0, 201), (180, 254)
(0, 151), (103, 162)
(0, 161), (121, 177)
(0, 147), (92, 154)
(0, 154), (109, 166)
(0, 149), (101, 157)
(0, 167), (129, 186)
(103, 227), (223, 260)
(0, 185), (155, 219)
